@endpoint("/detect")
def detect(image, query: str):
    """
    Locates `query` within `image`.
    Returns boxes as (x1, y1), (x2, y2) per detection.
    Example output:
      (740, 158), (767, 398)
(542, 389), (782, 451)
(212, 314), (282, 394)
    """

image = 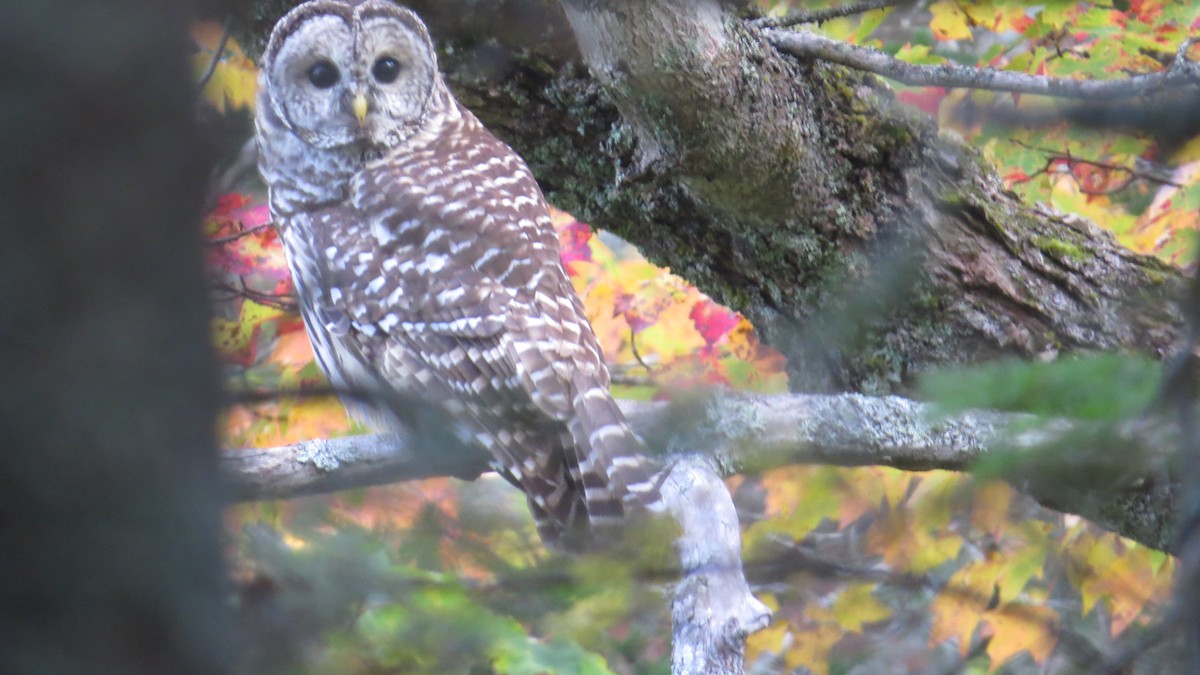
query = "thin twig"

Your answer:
(209, 279), (297, 312)
(753, 0), (910, 29)
(227, 384), (342, 405)
(207, 222), (274, 245)
(1007, 139), (1182, 194)
(767, 31), (1200, 101)
(629, 326), (655, 375)
(196, 16), (234, 95)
